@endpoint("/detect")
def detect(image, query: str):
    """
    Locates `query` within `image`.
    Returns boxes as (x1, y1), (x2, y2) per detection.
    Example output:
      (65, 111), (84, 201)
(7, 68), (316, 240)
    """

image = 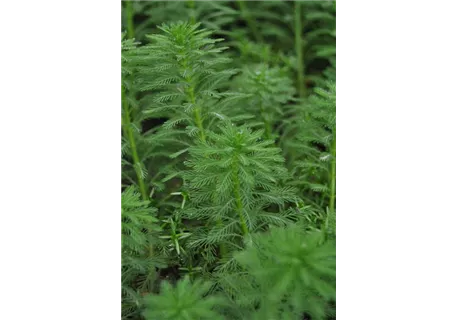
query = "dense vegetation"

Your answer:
(121, 1), (336, 319)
